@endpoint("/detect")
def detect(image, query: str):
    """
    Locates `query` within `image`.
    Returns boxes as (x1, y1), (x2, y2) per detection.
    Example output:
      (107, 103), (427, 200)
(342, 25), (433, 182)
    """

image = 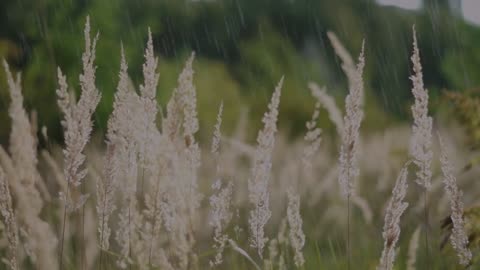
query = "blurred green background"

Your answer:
(0, 0), (479, 144)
